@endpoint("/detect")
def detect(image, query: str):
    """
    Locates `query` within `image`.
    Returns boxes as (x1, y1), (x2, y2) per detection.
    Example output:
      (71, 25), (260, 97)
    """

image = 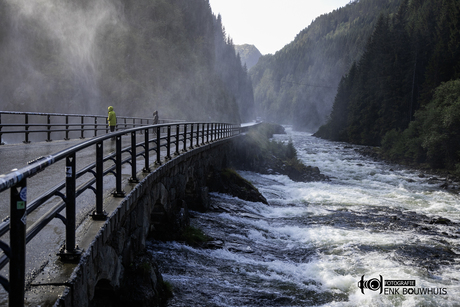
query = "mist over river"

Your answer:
(148, 127), (460, 306)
